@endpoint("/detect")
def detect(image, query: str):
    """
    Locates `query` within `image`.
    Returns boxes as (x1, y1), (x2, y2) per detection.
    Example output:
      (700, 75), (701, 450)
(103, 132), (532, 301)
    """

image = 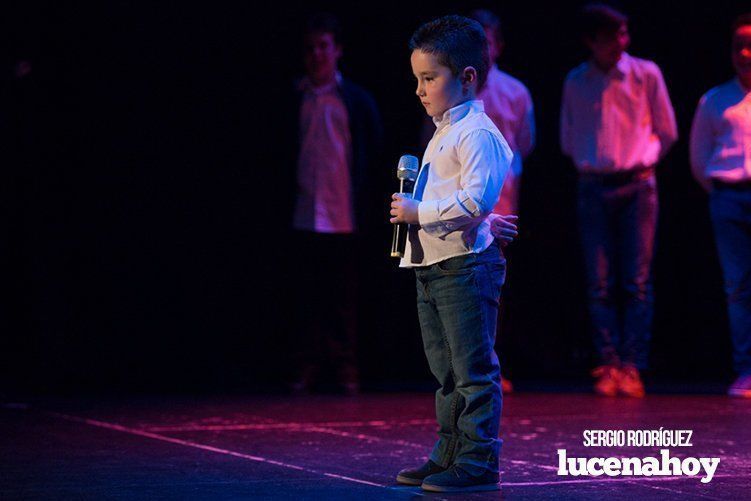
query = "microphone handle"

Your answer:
(391, 221), (408, 258)
(391, 179), (409, 258)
